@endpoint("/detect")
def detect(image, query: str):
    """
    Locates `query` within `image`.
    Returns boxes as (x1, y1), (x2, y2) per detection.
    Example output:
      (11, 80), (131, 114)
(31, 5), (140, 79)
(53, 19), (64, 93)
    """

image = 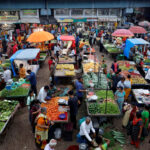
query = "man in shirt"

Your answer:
(68, 90), (80, 129)
(27, 70), (37, 95)
(79, 117), (96, 145)
(19, 64), (26, 78)
(37, 86), (49, 103)
(75, 77), (86, 104)
(3, 67), (11, 83)
(117, 77), (125, 89)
